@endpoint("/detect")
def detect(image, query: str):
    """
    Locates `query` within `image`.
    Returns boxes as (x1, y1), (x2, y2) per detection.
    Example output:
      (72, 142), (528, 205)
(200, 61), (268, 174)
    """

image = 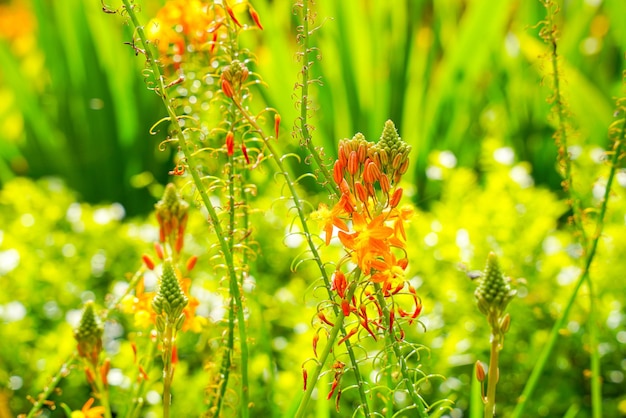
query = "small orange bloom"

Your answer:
(338, 213), (393, 273)
(310, 203), (349, 245)
(71, 398), (105, 418)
